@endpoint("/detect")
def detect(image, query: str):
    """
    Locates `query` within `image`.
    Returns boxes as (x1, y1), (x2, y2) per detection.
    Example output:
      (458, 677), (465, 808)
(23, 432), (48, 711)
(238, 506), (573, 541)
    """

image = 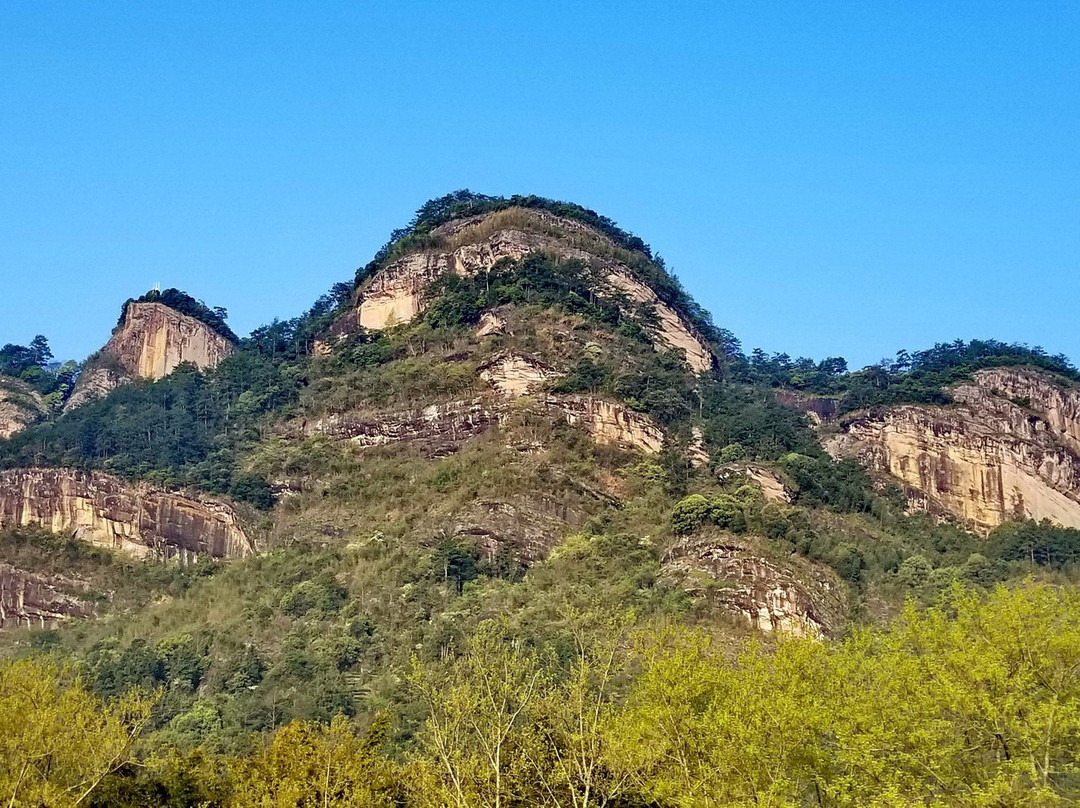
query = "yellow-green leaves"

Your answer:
(228, 714), (397, 808)
(0, 656), (153, 808)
